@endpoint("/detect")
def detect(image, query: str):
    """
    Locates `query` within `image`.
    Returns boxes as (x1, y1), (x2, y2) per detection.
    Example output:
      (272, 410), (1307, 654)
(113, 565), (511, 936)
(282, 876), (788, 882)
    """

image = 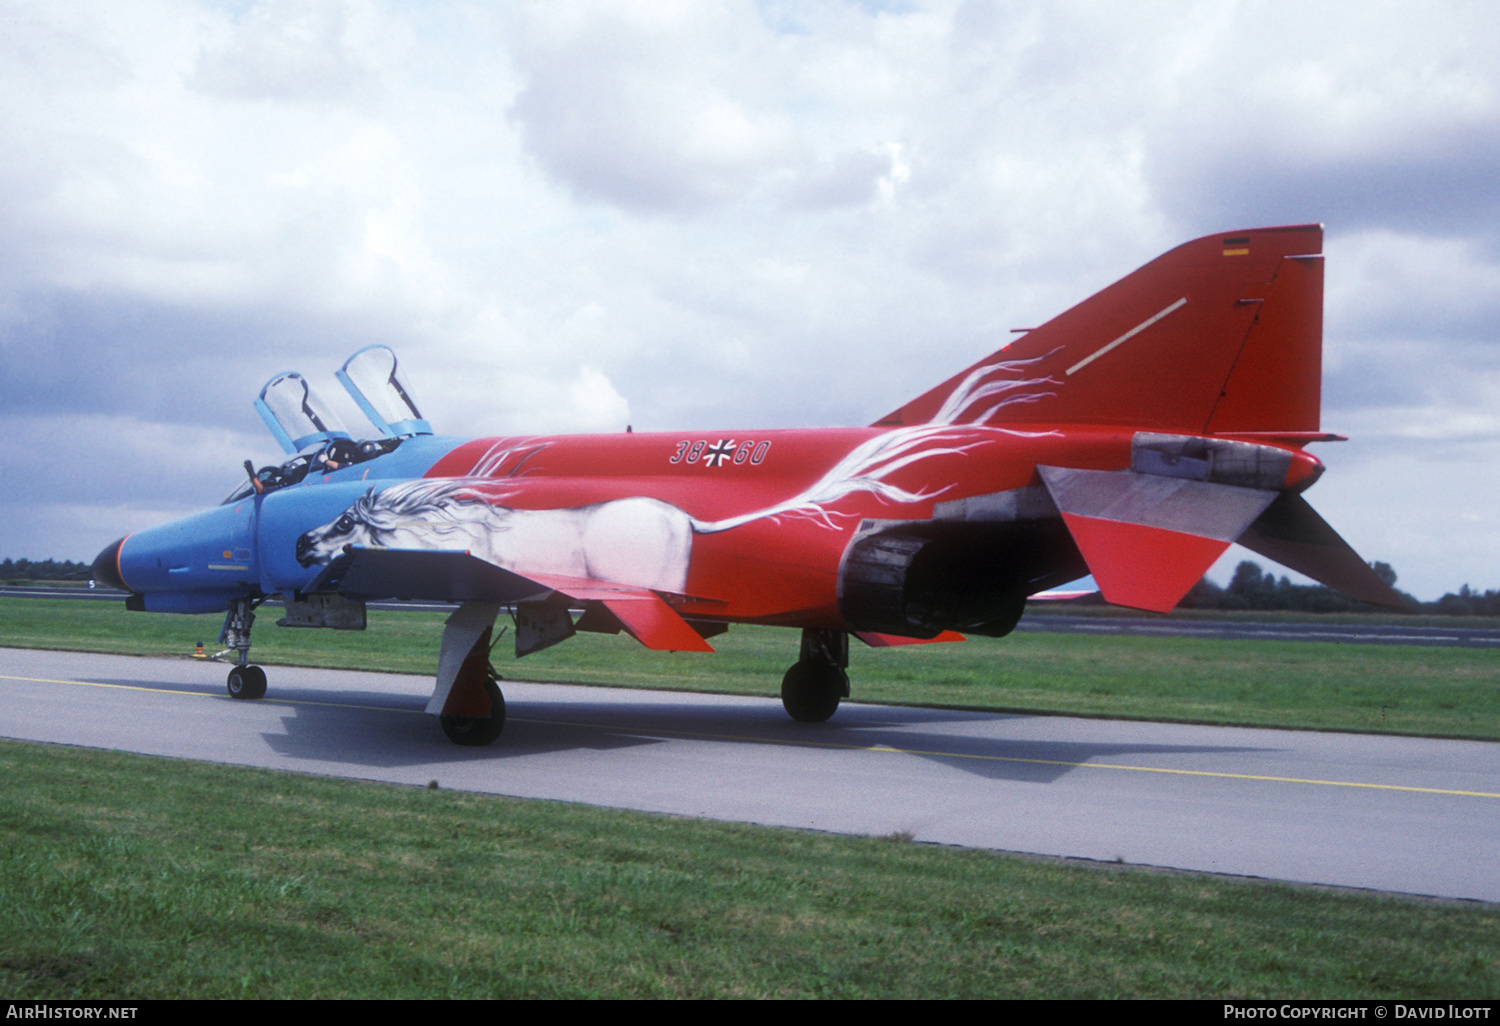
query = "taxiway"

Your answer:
(2, 646), (1496, 903)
